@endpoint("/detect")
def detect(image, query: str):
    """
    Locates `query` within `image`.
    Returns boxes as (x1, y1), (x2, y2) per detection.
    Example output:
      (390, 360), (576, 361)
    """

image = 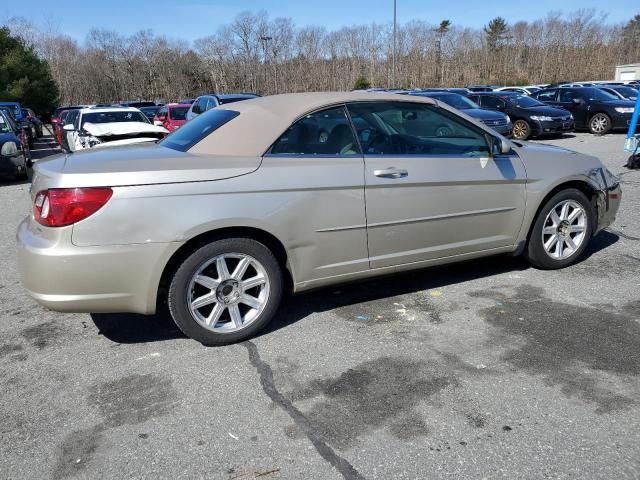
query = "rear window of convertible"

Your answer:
(161, 109), (240, 152)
